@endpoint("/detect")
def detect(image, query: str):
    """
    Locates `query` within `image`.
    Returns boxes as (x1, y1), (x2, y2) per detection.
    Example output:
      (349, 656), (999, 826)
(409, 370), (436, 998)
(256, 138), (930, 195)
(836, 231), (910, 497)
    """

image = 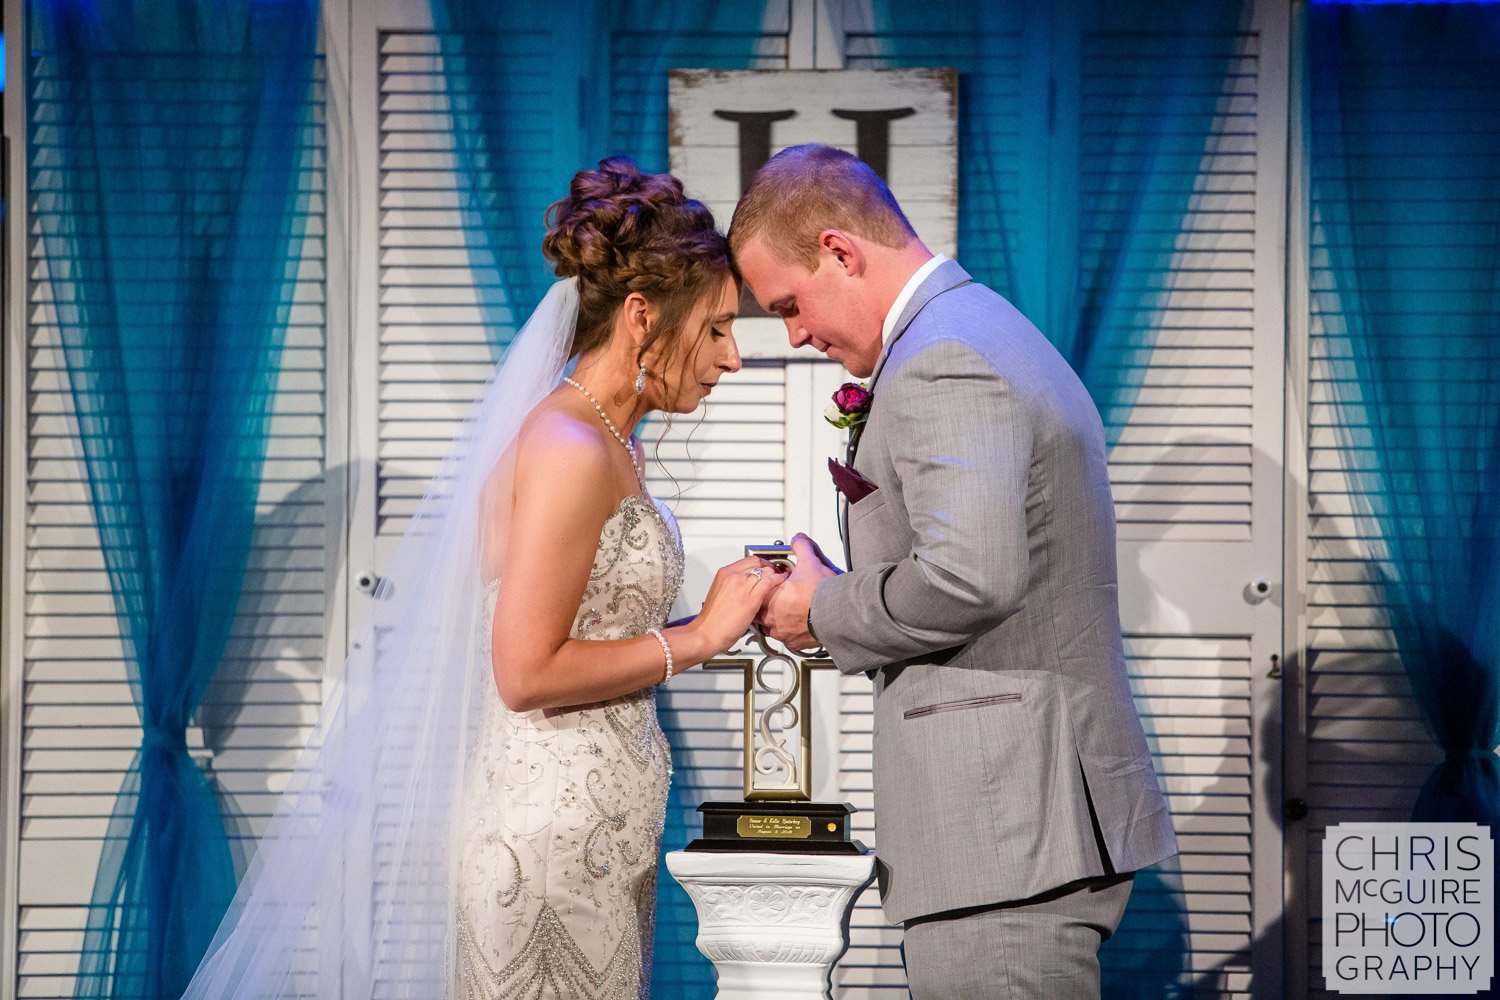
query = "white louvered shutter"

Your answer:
(12, 62), (330, 999)
(363, 22), (517, 1000)
(0, 3), (1304, 999)
(640, 362), (804, 992)
(371, 19), (588, 551)
(1081, 20), (1277, 1000)
(1297, 316), (1440, 1000)
(836, 11), (1036, 991)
